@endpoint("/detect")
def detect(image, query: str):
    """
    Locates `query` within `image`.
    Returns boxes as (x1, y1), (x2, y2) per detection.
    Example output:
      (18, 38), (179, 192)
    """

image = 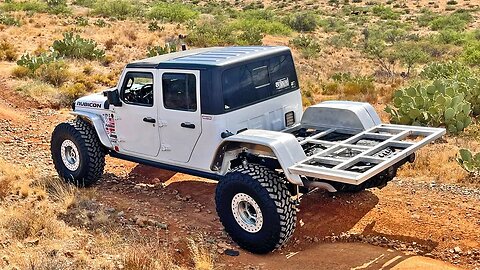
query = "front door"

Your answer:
(158, 70), (201, 163)
(115, 70), (161, 157)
